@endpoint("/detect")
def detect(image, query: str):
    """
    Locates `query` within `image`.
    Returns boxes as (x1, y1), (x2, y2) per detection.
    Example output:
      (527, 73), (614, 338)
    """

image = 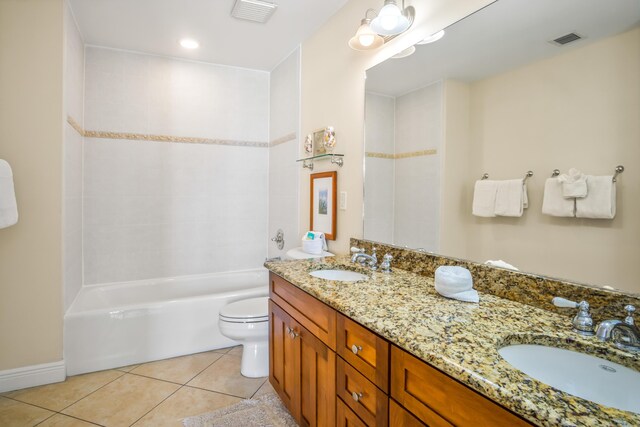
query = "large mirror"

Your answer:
(363, 0), (640, 293)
